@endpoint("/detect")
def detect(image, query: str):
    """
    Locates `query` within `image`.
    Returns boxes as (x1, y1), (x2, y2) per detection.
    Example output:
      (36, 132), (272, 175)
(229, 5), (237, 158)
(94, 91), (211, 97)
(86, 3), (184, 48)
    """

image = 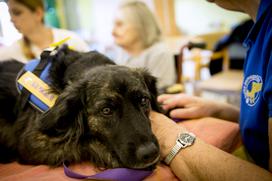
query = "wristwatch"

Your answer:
(164, 132), (196, 165)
